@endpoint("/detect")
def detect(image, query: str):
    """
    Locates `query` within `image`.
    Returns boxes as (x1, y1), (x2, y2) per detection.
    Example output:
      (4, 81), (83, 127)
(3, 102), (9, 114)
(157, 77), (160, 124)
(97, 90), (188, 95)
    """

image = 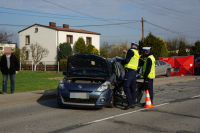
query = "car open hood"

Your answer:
(67, 53), (111, 77)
